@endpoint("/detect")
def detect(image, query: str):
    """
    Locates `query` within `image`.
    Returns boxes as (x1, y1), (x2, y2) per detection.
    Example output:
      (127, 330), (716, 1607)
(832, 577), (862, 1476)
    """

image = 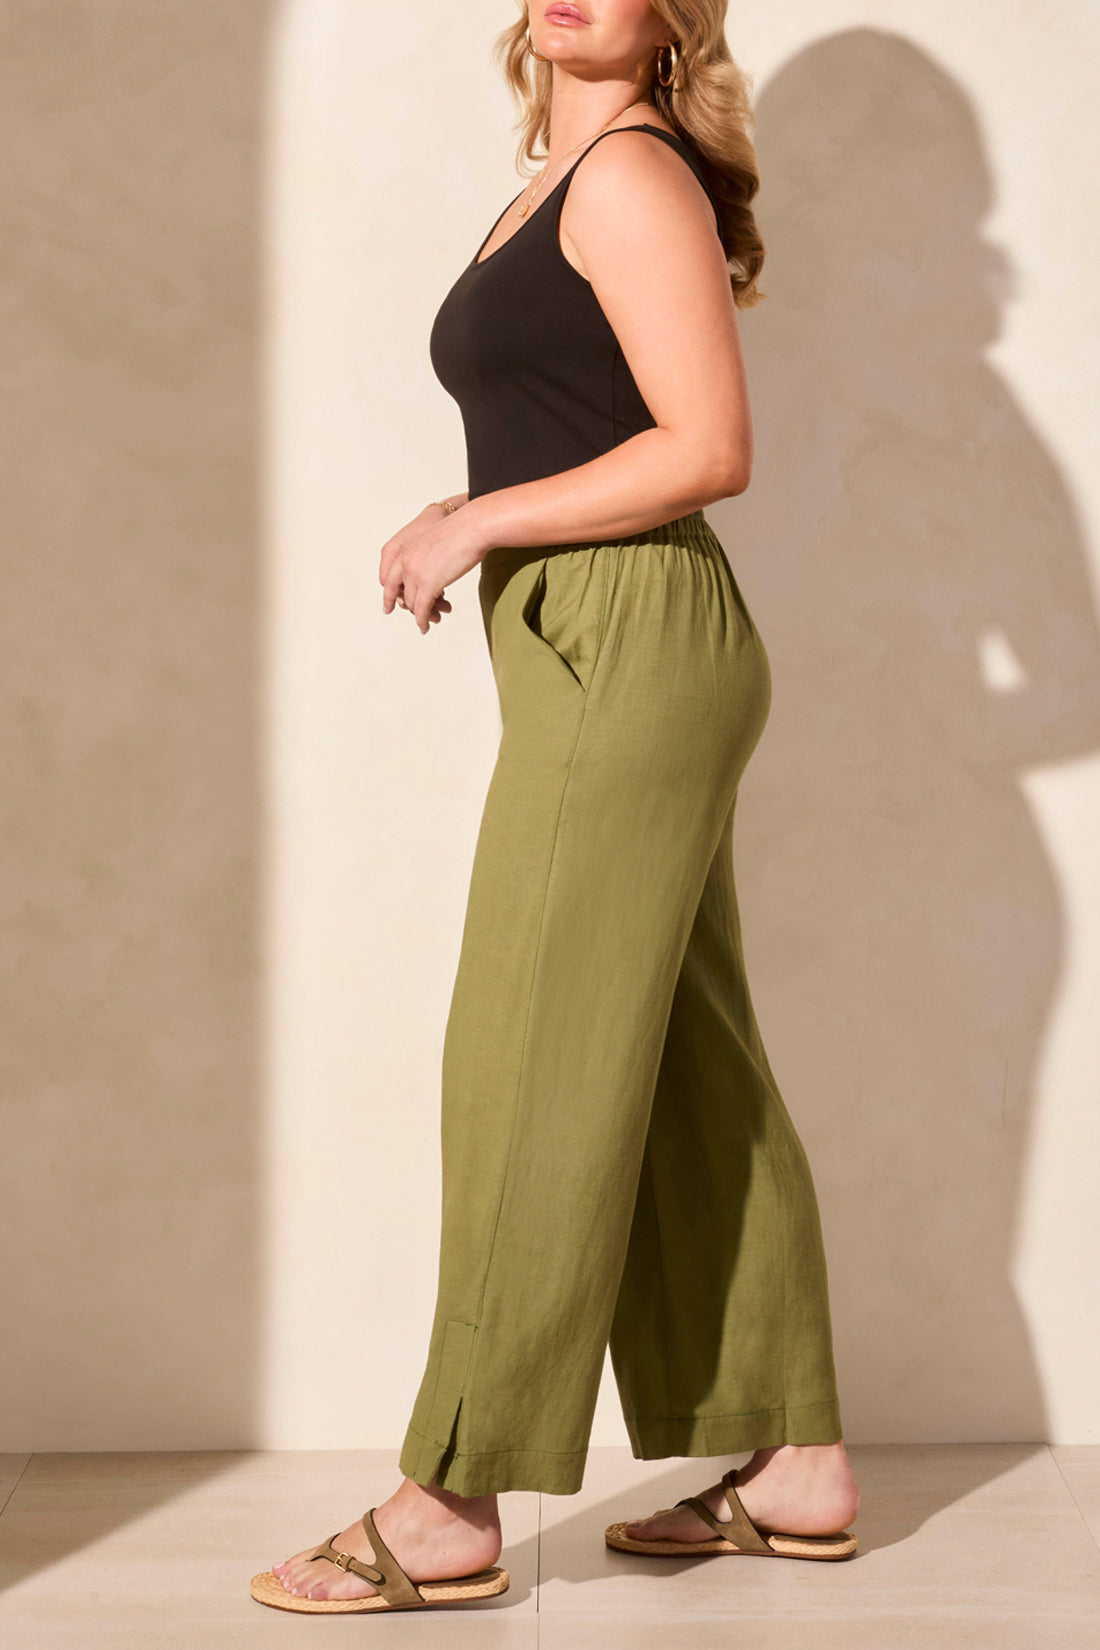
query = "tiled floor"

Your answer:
(0, 1445), (1098, 1647)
